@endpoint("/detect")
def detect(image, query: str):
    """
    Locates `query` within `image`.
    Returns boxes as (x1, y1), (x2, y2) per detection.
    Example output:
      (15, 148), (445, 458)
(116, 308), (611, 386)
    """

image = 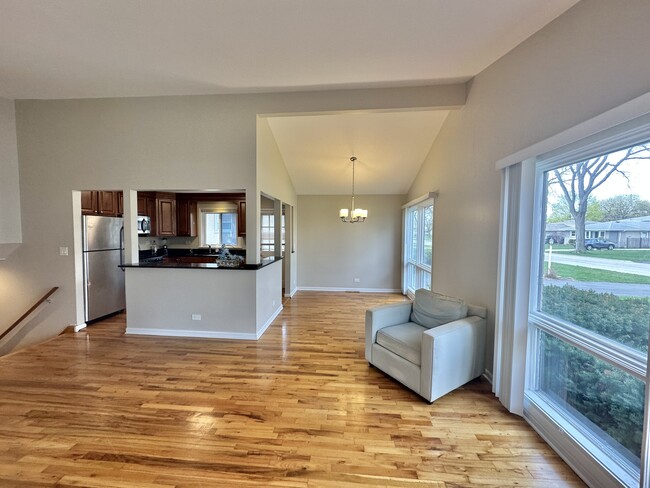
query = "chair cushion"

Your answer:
(410, 289), (468, 329)
(376, 322), (426, 365)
